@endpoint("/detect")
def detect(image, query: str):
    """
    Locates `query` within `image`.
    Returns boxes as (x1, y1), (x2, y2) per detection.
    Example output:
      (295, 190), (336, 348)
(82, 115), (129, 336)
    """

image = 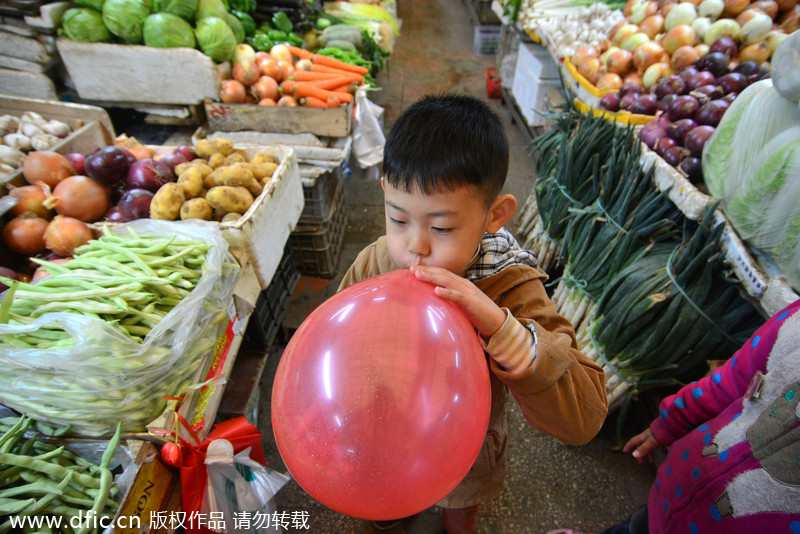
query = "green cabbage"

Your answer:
(102, 0), (151, 43)
(152, 0), (197, 20)
(60, 7), (112, 42)
(194, 16), (236, 62)
(194, 0), (227, 20)
(223, 12), (244, 43)
(73, 0), (106, 13)
(143, 13), (196, 48)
